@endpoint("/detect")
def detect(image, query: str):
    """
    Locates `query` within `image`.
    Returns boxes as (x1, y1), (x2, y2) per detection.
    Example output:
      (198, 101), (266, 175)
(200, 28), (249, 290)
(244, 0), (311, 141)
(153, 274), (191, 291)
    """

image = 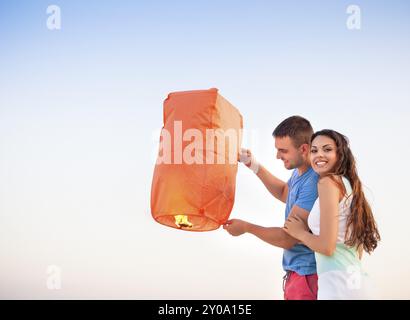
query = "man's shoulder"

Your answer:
(304, 167), (319, 180)
(300, 169), (319, 190)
